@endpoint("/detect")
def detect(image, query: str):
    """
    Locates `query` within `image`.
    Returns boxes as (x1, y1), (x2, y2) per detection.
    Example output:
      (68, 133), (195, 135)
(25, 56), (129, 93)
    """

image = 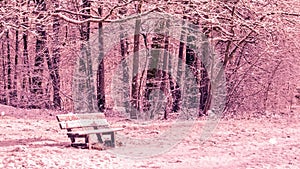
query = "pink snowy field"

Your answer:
(0, 105), (299, 169)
